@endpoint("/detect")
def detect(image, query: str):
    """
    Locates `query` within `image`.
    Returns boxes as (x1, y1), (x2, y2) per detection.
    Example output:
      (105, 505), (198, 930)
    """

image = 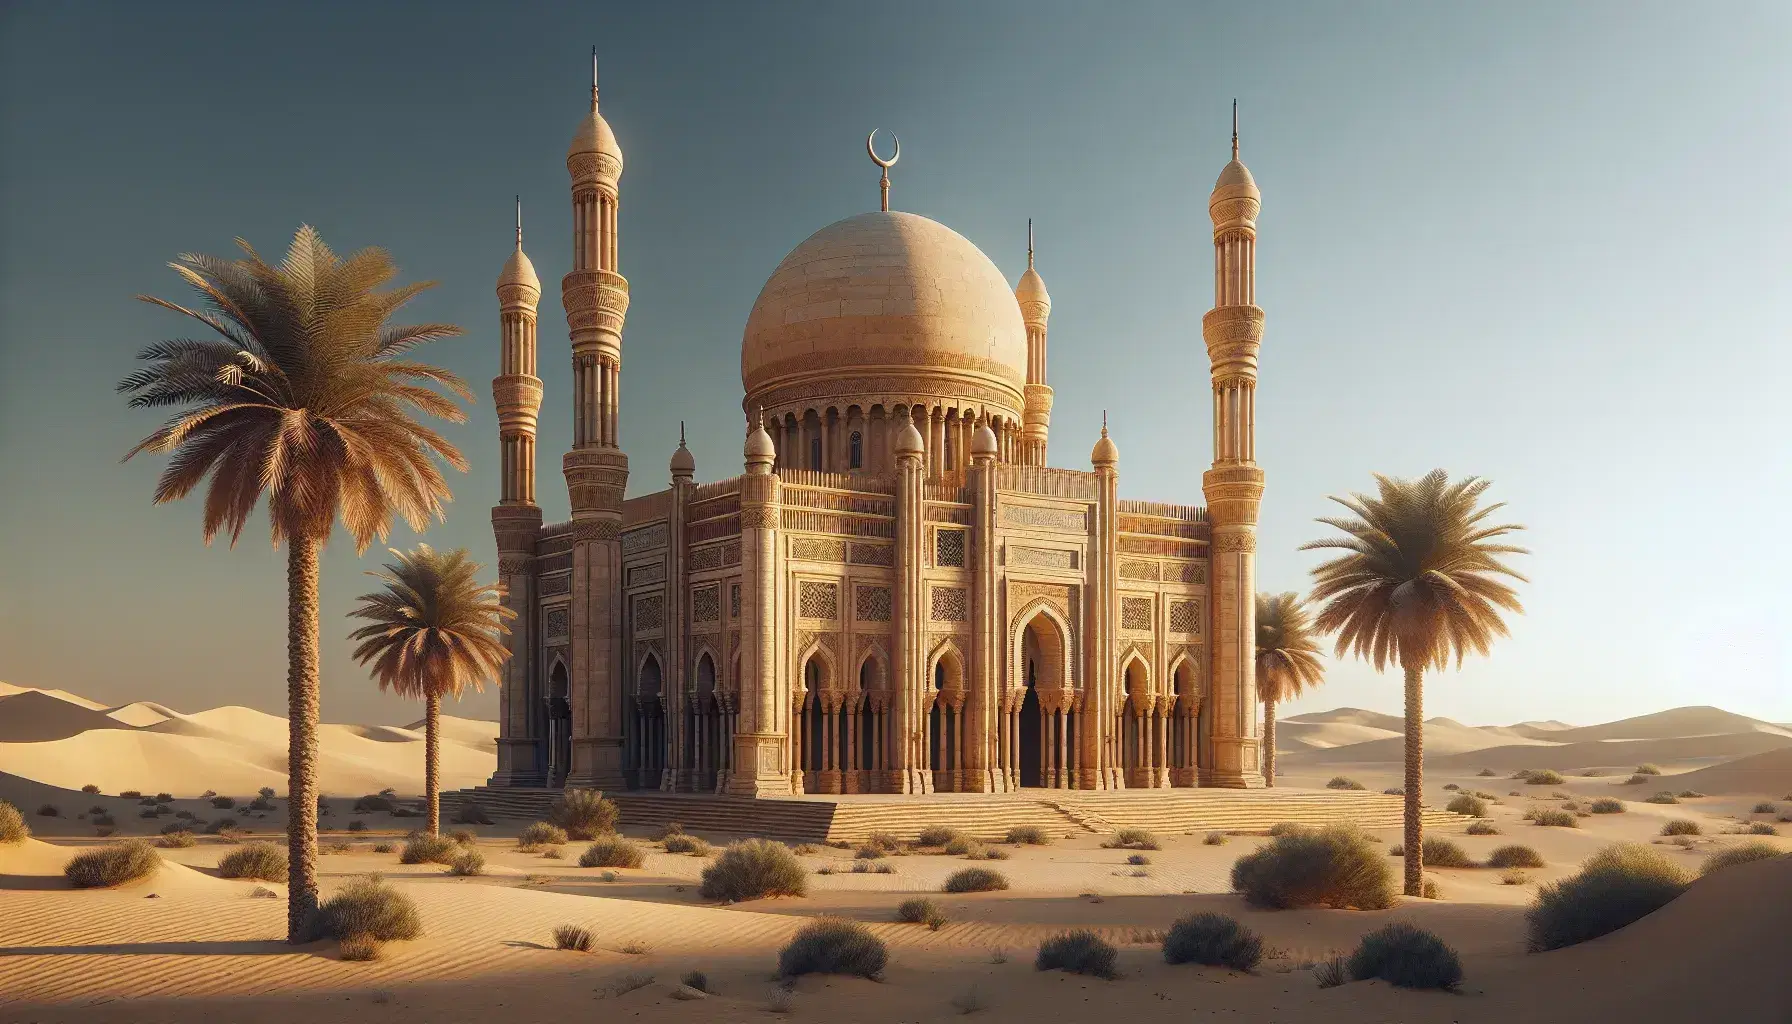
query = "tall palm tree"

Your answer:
(347, 545), (513, 835)
(1255, 591), (1326, 787)
(119, 227), (469, 940)
(1301, 470), (1525, 897)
